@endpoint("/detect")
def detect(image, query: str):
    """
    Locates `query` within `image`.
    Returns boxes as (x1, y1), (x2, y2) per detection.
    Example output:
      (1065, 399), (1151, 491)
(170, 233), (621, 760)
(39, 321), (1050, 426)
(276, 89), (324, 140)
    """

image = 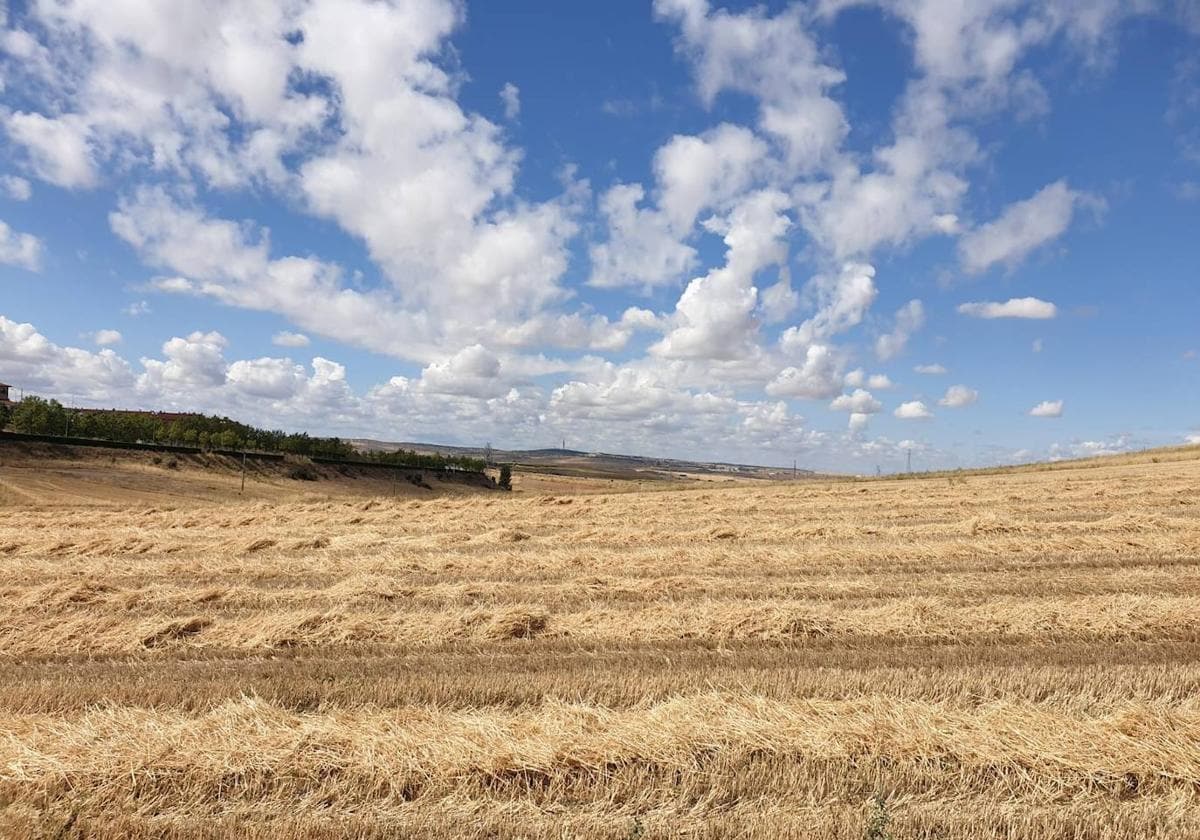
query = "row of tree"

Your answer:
(363, 448), (487, 472)
(0, 397), (487, 472)
(3, 397), (356, 458)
